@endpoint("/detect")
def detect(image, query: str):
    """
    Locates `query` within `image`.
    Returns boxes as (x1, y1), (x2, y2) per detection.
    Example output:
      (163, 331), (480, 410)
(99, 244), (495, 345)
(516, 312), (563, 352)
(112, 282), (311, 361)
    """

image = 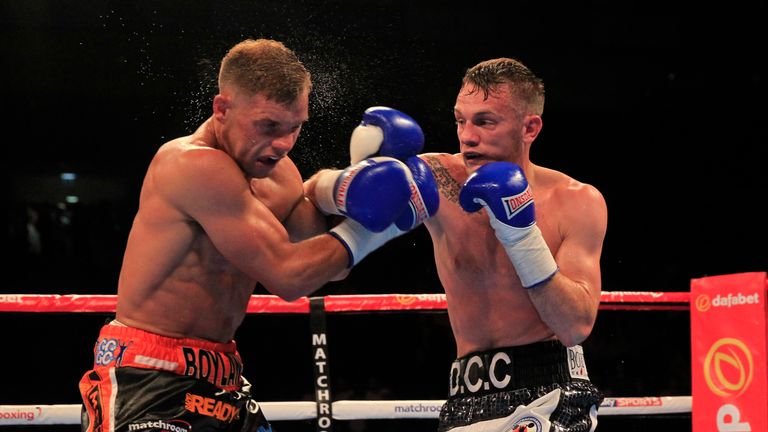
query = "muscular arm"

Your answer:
(284, 195), (328, 242)
(299, 177), (352, 280)
(527, 185), (607, 347)
(302, 170), (335, 220)
(165, 148), (348, 300)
